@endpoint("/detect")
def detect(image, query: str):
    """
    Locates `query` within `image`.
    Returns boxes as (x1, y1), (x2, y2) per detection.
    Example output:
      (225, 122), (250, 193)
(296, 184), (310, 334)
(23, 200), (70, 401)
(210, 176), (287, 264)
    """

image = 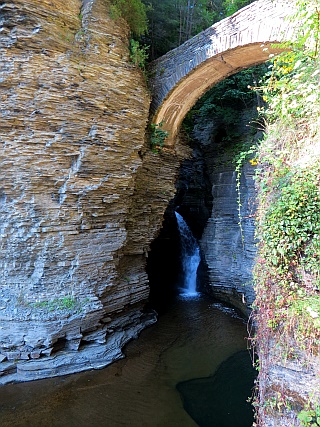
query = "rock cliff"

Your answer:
(174, 106), (320, 426)
(174, 109), (258, 315)
(200, 162), (257, 315)
(1, 4), (317, 426)
(0, 0), (190, 383)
